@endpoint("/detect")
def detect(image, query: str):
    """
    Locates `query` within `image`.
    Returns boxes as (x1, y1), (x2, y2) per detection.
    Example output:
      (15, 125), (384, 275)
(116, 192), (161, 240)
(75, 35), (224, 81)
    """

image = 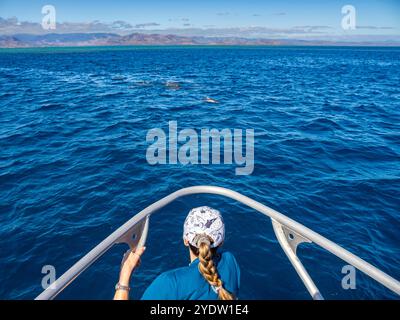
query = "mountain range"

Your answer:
(1, 32), (399, 48)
